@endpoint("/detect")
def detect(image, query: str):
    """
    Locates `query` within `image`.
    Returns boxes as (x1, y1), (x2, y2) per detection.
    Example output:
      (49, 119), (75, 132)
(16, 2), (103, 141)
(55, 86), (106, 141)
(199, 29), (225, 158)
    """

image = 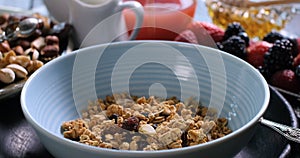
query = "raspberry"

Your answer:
(174, 29), (198, 44)
(219, 35), (247, 60)
(295, 65), (300, 78)
(246, 41), (272, 68)
(293, 53), (300, 67)
(187, 21), (225, 42)
(121, 116), (139, 131)
(223, 22), (245, 41)
(270, 69), (300, 93)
